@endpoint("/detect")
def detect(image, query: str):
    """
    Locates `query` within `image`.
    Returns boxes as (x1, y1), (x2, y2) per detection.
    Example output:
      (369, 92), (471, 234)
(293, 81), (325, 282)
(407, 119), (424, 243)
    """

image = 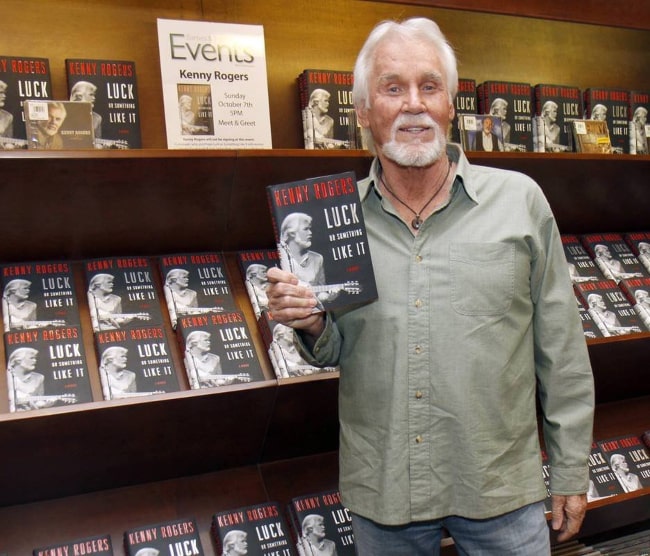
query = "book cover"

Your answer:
(1, 260), (82, 333)
(288, 489), (355, 555)
(597, 434), (650, 492)
(266, 171), (377, 313)
(33, 533), (113, 556)
(156, 18), (272, 149)
(457, 113), (504, 152)
(258, 310), (337, 379)
(624, 231), (650, 275)
(5, 324), (92, 412)
(237, 249), (280, 319)
(587, 441), (625, 502)
(24, 99), (94, 149)
(66, 58), (141, 149)
(581, 233), (649, 283)
(124, 517), (204, 556)
(95, 324), (180, 399)
(570, 119), (612, 154)
(177, 310), (265, 388)
(477, 80), (533, 152)
(533, 83), (583, 152)
(574, 279), (645, 337)
(628, 90), (649, 155)
(561, 235), (606, 284)
(158, 251), (239, 329)
(618, 277), (650, 331)
(449, 78), (477, 144)
(583, 87), (630, 154)
(0, 55), (52, 149)
(212, 501), (296, 556)
(298, 69), (357, 150)
(84, 256), (165, 333)
(574, 293), (603, 340)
